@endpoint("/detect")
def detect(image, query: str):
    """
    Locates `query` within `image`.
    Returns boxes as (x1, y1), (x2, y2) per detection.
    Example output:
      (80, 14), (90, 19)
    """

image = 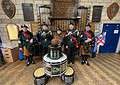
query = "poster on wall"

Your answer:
(7, 24), (18, 40)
